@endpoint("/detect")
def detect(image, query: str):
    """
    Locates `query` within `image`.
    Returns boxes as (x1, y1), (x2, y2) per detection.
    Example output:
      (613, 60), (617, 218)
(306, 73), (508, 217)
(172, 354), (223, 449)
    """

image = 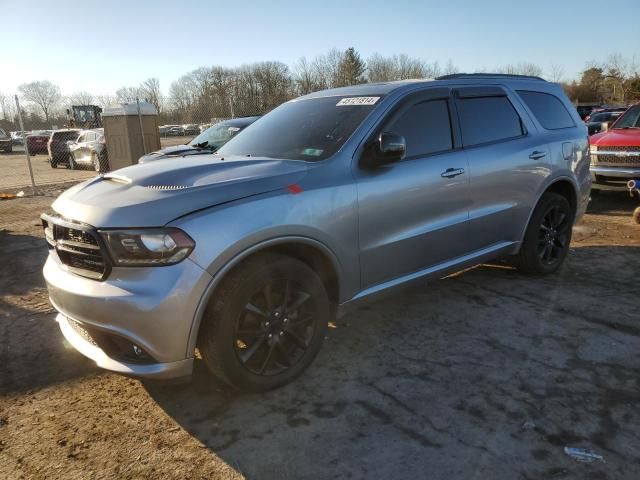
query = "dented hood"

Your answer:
(52, 154), (309, 227)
